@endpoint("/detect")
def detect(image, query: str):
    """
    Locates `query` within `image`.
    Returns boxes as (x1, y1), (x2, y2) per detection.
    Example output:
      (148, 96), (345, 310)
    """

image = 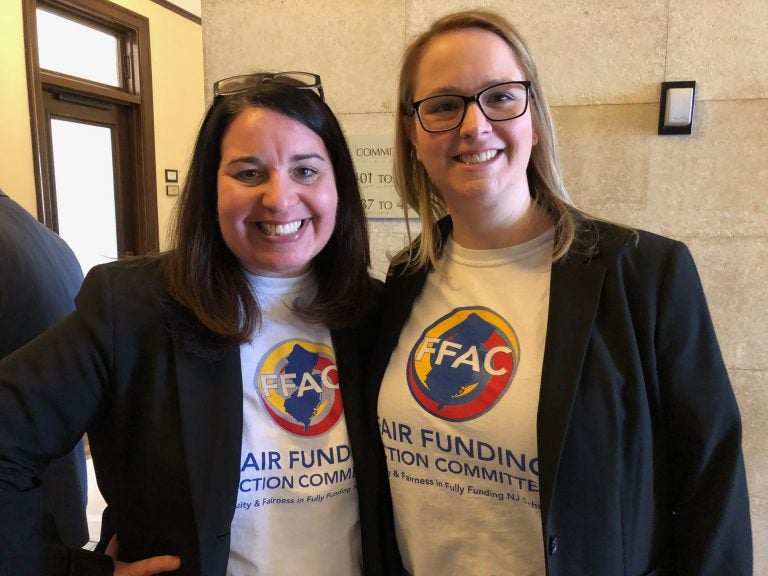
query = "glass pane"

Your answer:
(50, 119), (118, 274)
(36, 8), (120, 87)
